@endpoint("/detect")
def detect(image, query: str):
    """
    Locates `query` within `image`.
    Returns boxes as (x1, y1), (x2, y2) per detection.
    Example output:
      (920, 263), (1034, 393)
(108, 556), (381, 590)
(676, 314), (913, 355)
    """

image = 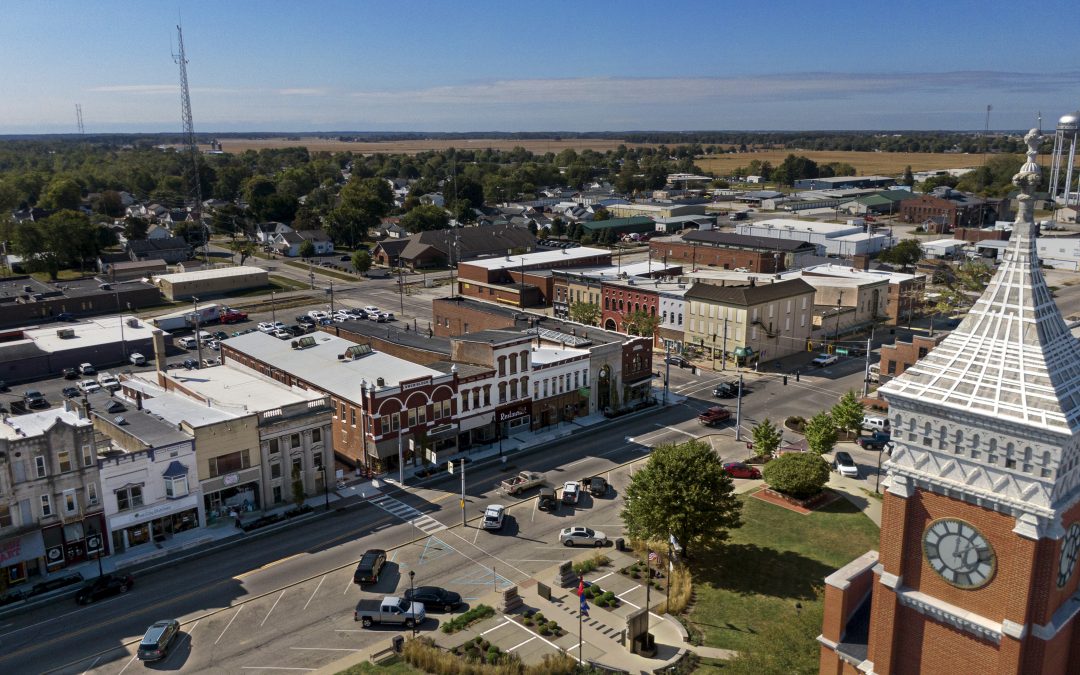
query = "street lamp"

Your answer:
(320, 465), (330, 511)
(408, 570), (417, 636)
(86, 522), (105, 577)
